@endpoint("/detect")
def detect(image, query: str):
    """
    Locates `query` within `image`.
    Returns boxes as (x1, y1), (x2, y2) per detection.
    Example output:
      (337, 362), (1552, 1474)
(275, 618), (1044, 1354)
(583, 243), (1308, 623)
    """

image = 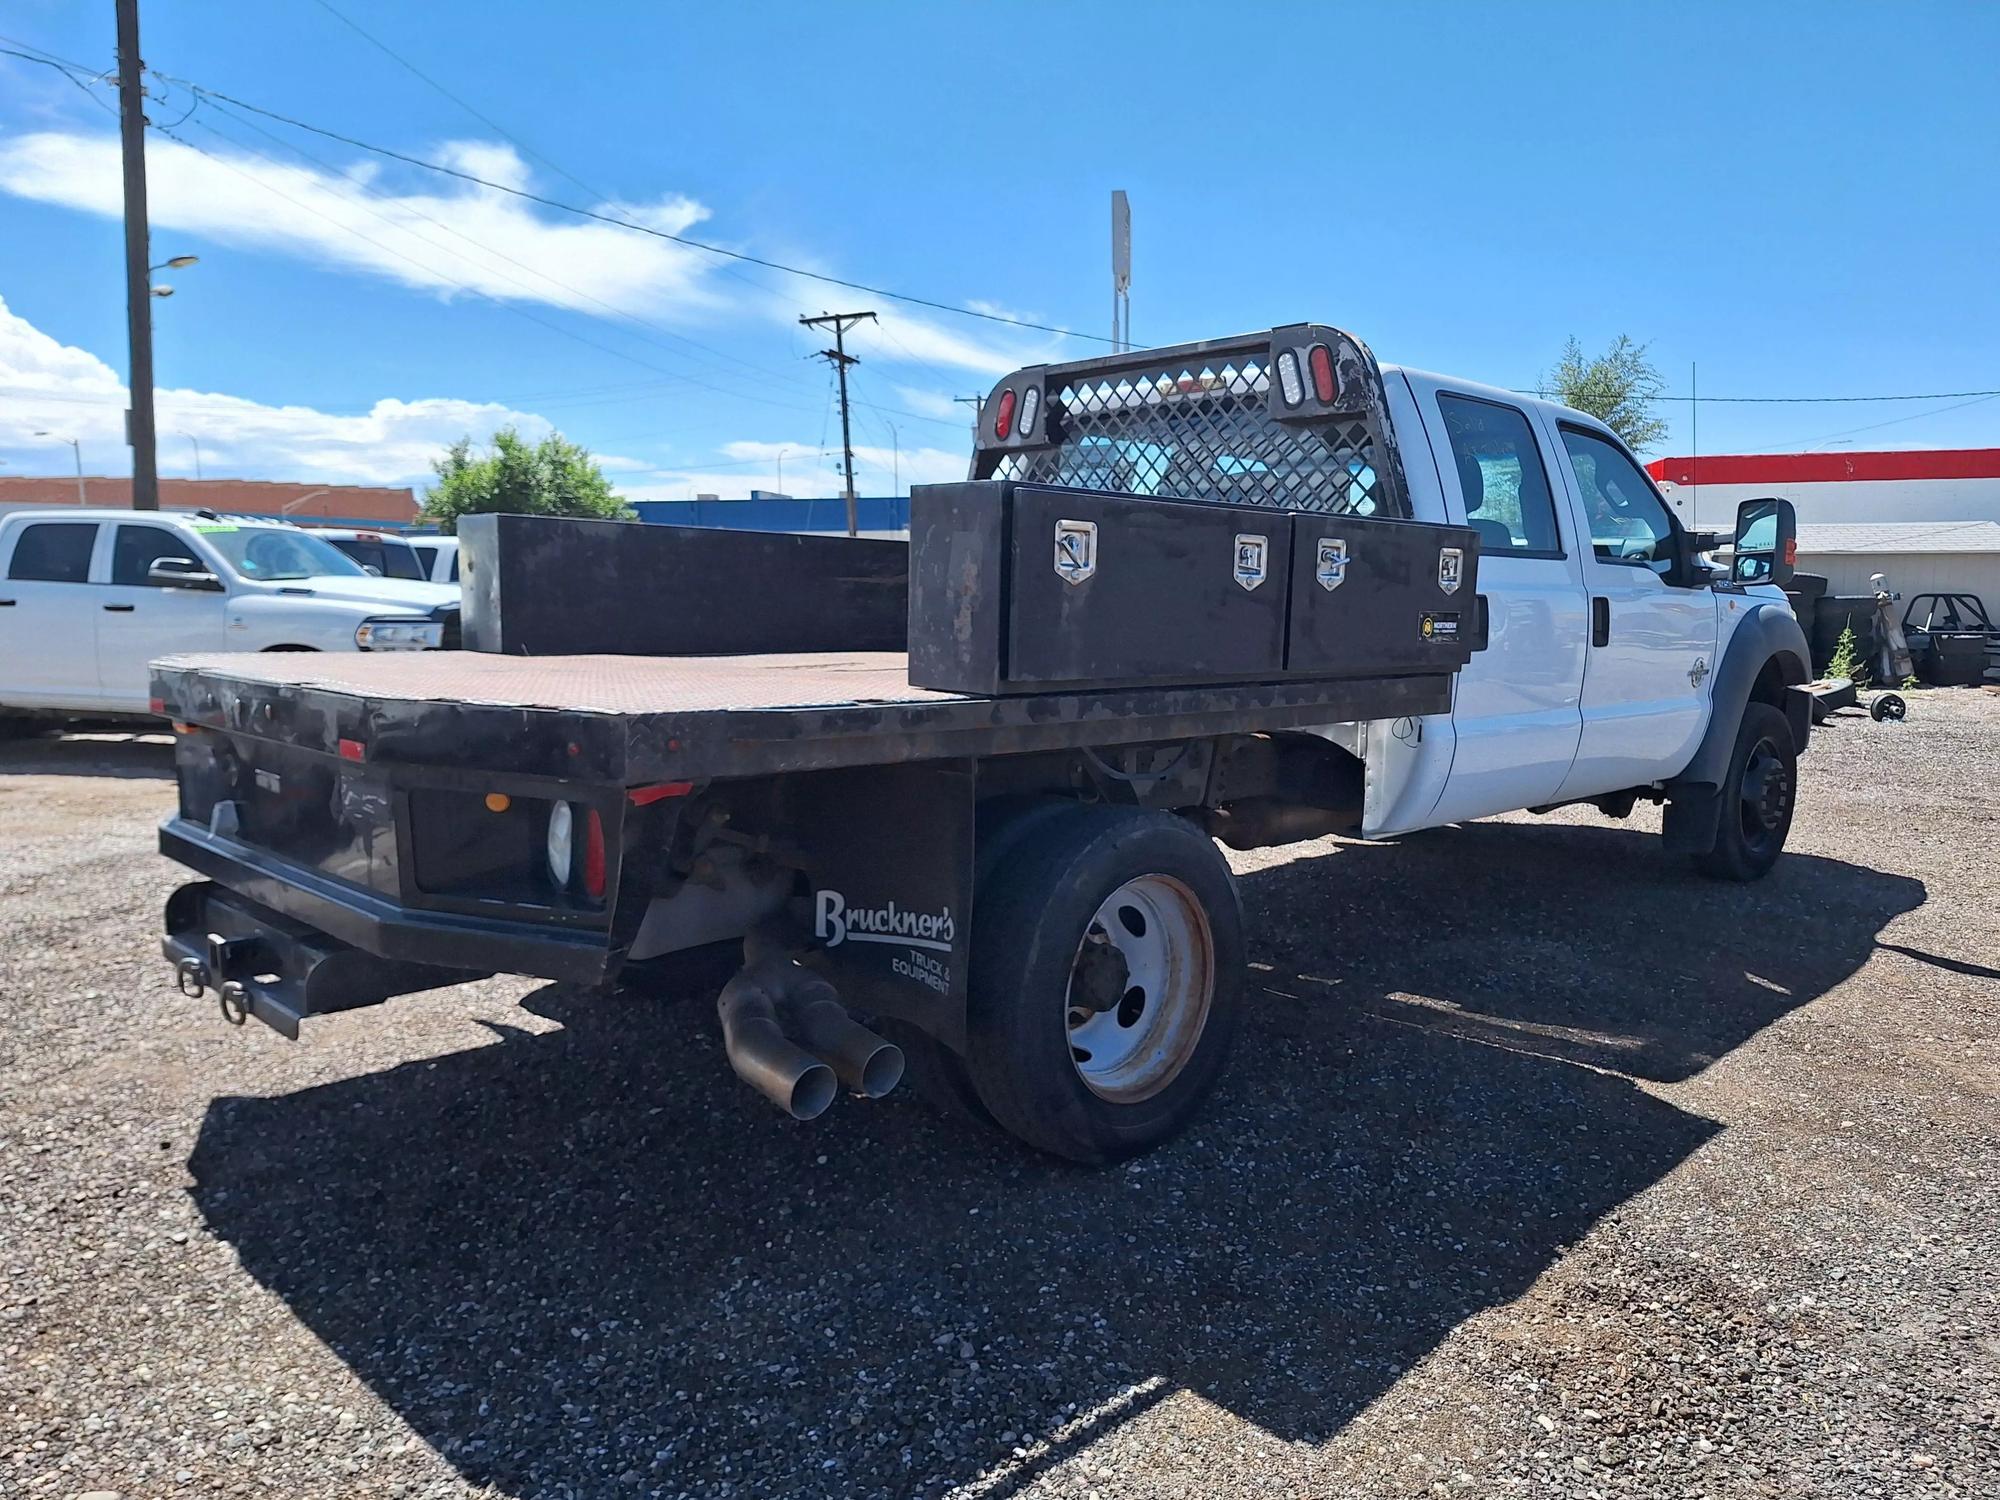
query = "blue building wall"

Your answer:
(629, 496), (911, 534)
